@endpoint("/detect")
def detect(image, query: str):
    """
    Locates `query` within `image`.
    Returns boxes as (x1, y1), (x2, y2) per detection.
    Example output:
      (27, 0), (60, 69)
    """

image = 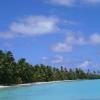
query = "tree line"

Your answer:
(0, 50), (100, 85)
